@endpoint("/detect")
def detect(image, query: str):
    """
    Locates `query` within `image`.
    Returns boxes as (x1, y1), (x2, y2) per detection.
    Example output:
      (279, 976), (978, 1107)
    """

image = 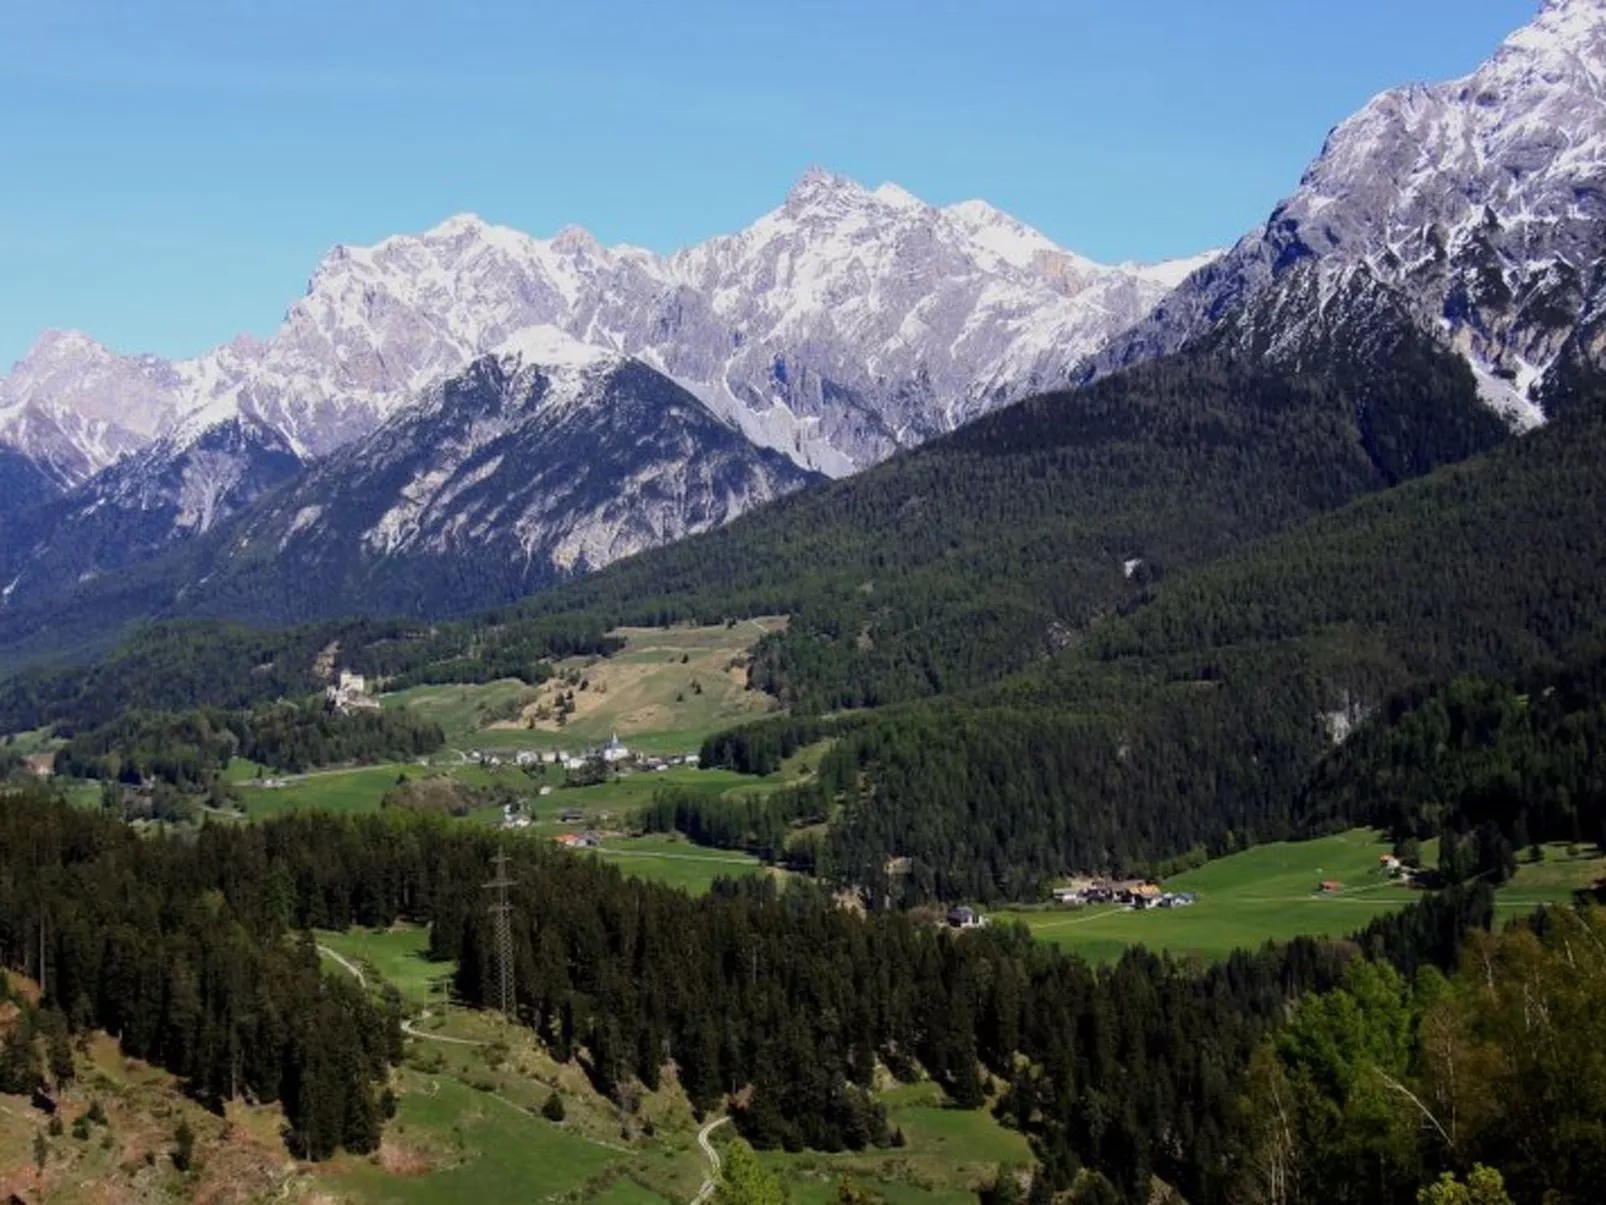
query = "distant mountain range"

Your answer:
(0, 0), (1602, 651)
(0, 172), (1210, 489)
(0, 172), (1210, 615)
